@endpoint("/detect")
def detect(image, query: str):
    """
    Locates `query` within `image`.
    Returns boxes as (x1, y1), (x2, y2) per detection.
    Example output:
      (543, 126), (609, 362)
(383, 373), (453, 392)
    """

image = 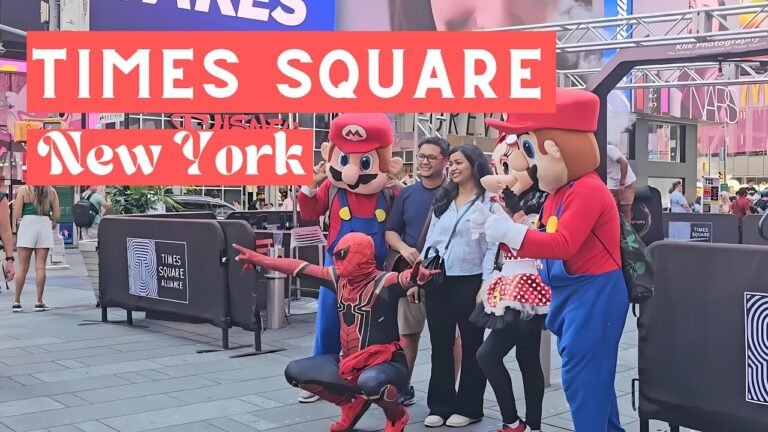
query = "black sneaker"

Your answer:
(399, 385), (415, 406)
(34, 303), (51, 312)
(11, 303), (22, 312)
